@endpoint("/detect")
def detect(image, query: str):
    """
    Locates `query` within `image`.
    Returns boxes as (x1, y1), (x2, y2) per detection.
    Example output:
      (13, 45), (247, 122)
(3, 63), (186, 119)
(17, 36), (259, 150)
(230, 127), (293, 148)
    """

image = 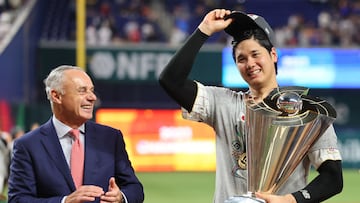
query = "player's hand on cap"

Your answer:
(198, 9), (233, 36)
